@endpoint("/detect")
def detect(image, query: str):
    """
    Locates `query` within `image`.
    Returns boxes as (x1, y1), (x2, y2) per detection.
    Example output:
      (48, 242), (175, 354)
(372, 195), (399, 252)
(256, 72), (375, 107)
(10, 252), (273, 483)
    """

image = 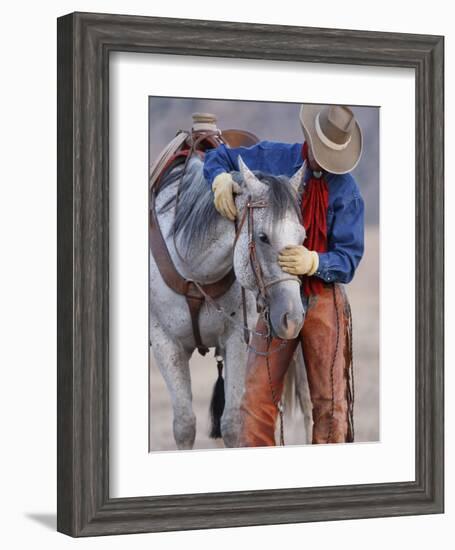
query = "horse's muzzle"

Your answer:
(272, 311), (304, 340)
(268, 282), (304, 340)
